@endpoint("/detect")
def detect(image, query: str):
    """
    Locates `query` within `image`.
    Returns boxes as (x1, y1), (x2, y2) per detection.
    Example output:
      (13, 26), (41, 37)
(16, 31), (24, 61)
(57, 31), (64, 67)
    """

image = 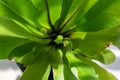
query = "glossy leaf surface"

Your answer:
(74, 53), (117, 80)
(0, 0), (120, 80)
(77, 0), (120, 31)
(0, 36), (30, 59)
(95, 49), (116, 64)
(20, 46), (52, 80)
